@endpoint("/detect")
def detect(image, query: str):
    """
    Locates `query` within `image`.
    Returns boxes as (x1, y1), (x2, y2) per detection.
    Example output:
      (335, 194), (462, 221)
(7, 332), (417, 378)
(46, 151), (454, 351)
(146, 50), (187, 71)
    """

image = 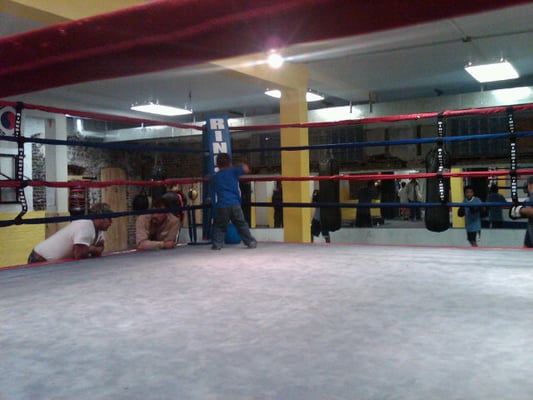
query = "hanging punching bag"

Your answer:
(425, 116), (451, 233)
(151, 165), (167, 201)
(318, 158), (342, 232)
(424, 146), (451, 232)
